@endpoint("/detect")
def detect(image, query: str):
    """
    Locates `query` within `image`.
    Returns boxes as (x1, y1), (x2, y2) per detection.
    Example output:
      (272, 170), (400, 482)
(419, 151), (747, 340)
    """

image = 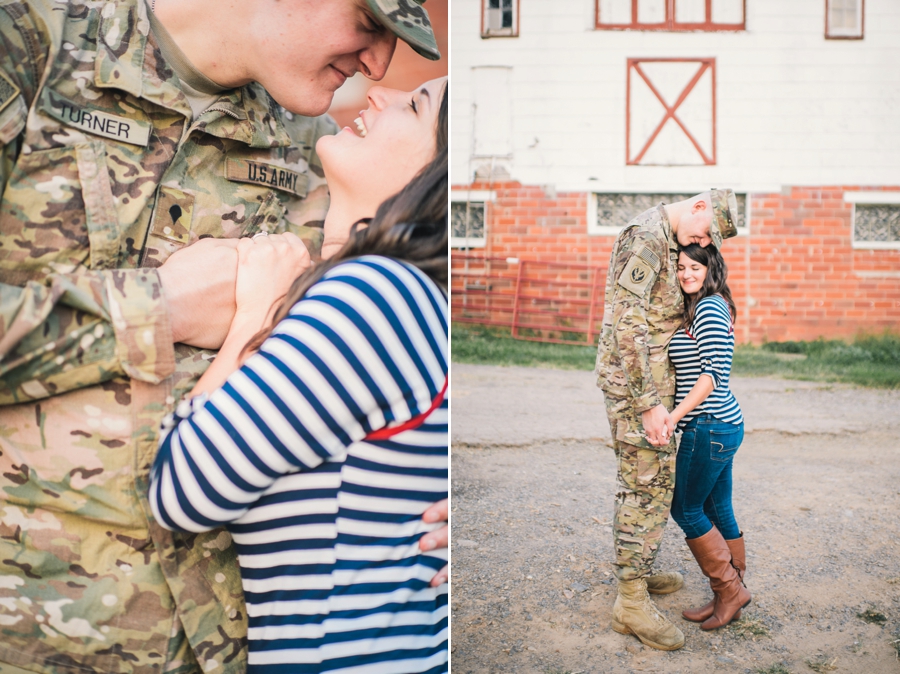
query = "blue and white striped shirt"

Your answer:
(150, 256), (448, 674)
(669, 294), (743, 430)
